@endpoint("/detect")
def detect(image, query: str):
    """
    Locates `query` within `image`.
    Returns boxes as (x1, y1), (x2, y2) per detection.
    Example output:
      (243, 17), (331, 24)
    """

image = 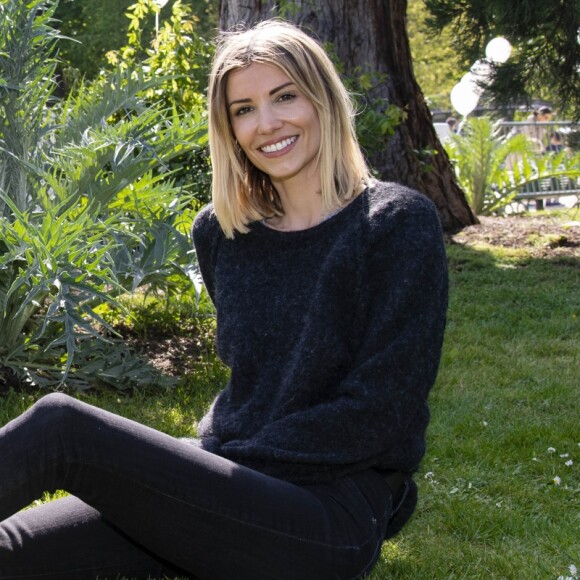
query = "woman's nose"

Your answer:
(257, 106), (283, 134)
